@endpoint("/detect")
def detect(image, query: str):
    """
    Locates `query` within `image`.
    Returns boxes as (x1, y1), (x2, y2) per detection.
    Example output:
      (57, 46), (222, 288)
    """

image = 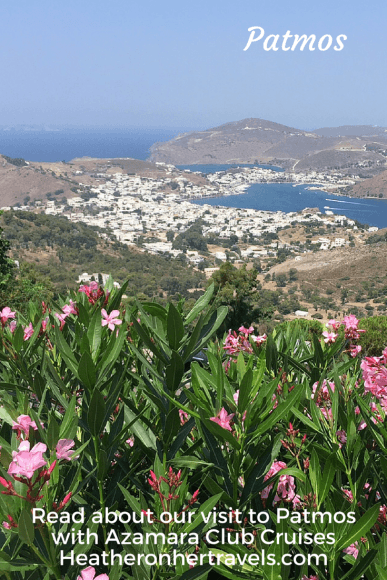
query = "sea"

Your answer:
(1, 130), (386, 229)
(0, 128), (182, 163)
(179, 165), (387, 230)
